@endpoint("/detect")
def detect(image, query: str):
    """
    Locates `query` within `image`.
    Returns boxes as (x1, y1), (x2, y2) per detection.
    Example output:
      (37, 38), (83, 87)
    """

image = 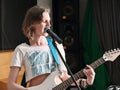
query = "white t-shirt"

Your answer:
(10, 43), (67, 82)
